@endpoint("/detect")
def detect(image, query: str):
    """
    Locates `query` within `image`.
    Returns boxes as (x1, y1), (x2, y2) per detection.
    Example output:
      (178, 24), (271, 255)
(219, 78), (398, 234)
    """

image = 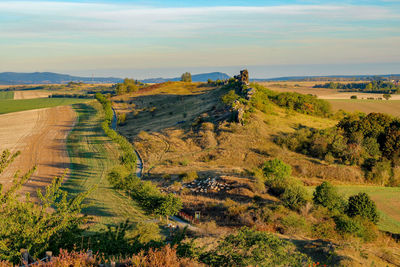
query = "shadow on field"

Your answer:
(285, 238), (346, 266)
